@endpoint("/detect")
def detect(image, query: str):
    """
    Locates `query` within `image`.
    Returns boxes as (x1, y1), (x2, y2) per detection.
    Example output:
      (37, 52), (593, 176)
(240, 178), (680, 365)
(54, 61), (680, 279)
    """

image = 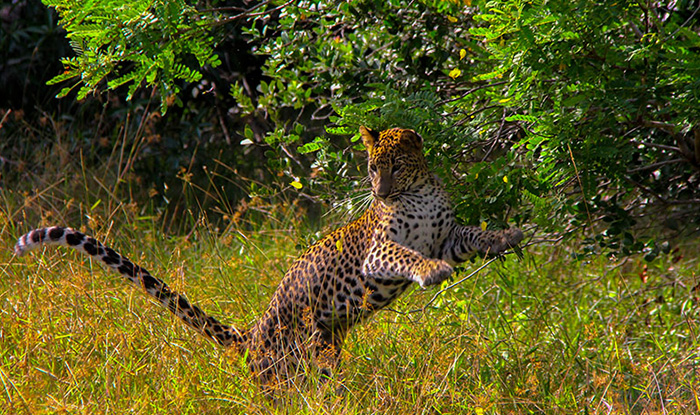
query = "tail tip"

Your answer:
(14, 242), (27, 257)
